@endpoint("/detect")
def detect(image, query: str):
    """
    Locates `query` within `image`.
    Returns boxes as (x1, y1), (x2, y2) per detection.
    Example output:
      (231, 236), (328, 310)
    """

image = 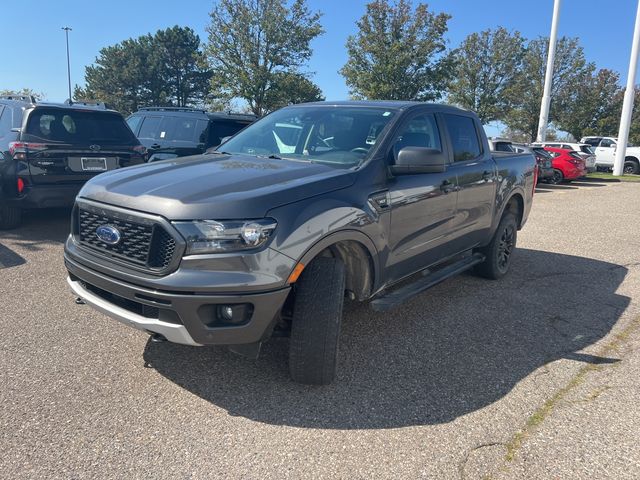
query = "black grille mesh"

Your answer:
(77, 208), (176, 271)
